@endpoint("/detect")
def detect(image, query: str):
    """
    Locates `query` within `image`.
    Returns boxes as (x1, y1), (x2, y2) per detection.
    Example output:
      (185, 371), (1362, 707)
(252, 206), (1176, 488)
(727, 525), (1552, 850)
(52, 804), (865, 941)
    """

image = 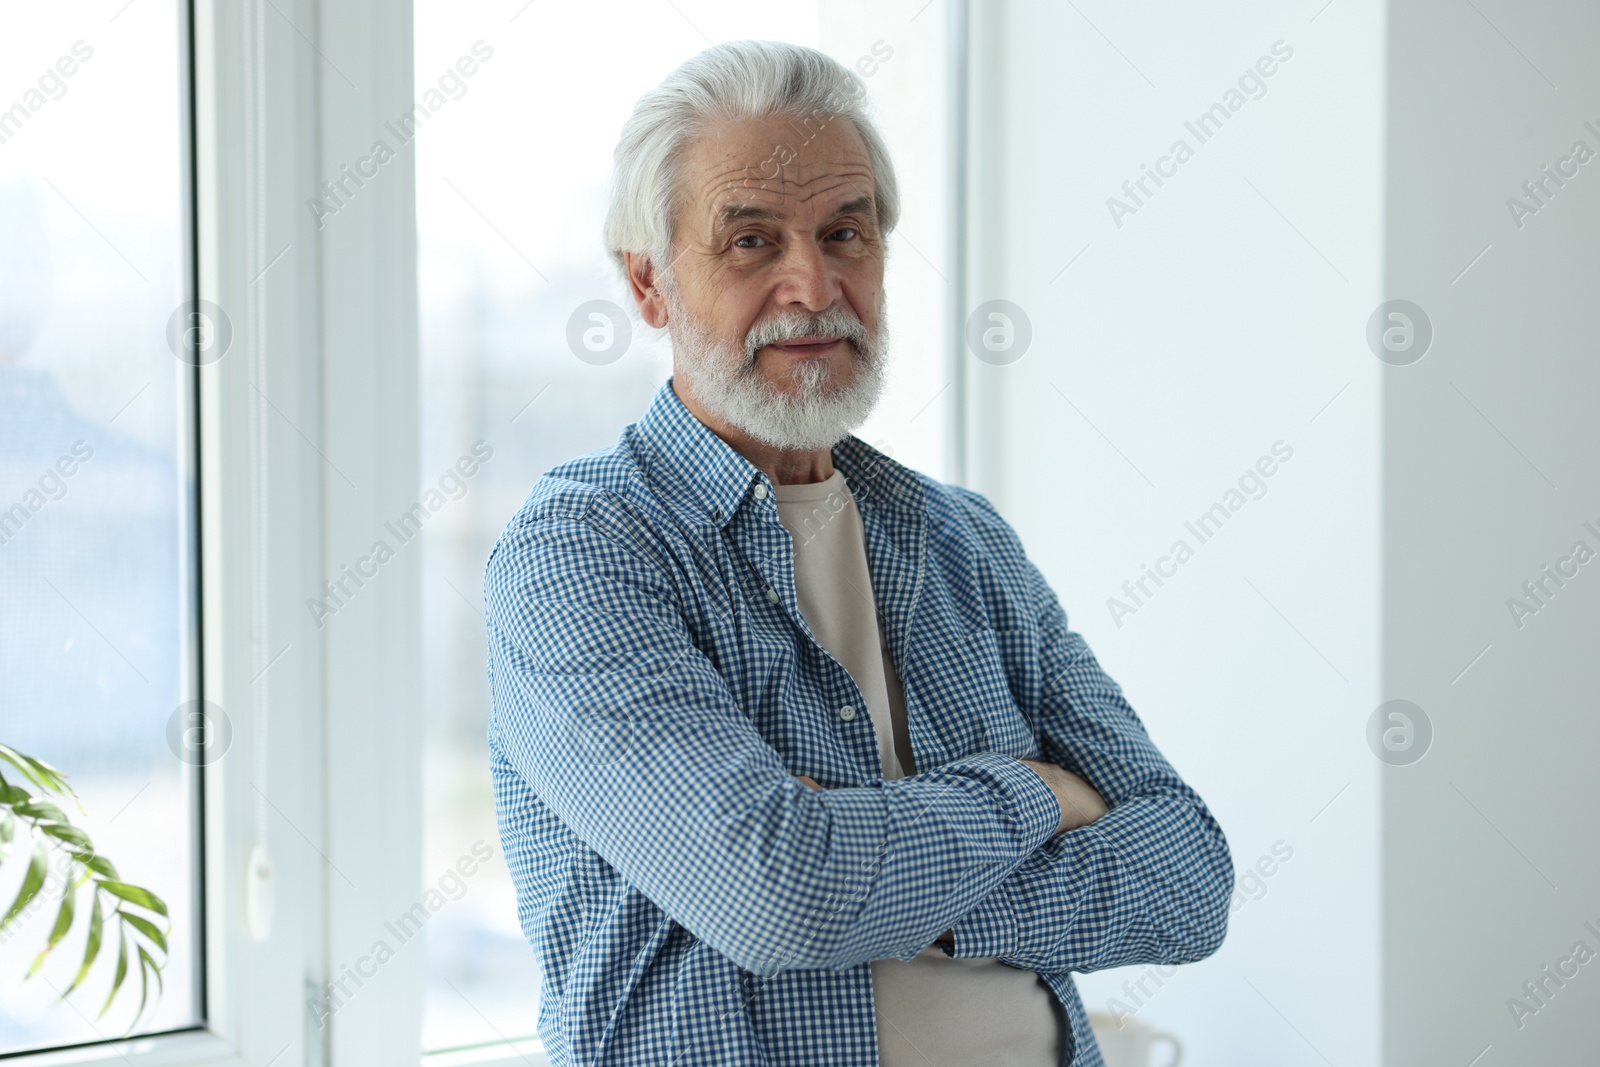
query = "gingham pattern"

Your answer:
(485, 378), (1234, 1066)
